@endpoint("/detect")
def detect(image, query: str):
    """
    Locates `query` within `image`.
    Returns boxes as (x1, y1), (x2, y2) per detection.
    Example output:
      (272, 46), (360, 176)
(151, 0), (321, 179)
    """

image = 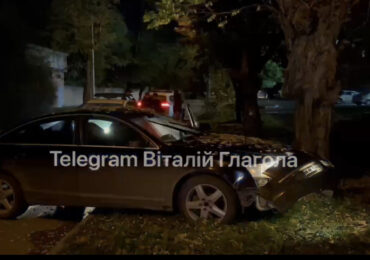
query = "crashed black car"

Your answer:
(0, 108), (334, 223)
